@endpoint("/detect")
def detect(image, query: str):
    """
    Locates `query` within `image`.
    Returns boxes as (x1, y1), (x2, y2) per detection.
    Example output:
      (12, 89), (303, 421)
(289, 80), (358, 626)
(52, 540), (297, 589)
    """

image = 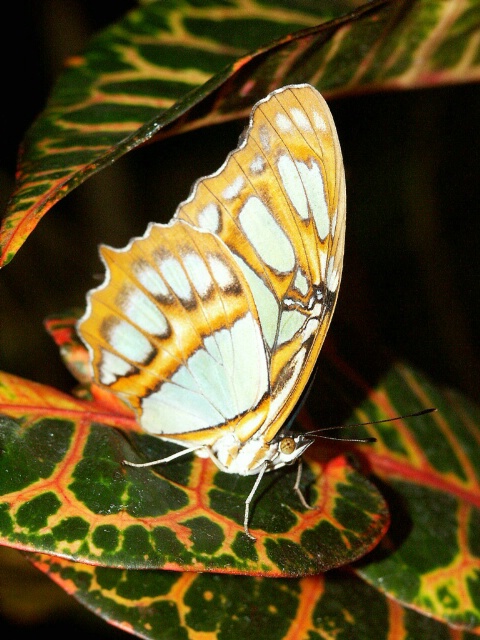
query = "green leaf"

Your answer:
(0, 368), (388, 577)
(355, 369), (480, 629)
(302, 335), (480, 630)
(3, 321), (480, 633)
(1, 2), (480, 637)
(28, 552), (478, 639)
(2, 0), (480, 265)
